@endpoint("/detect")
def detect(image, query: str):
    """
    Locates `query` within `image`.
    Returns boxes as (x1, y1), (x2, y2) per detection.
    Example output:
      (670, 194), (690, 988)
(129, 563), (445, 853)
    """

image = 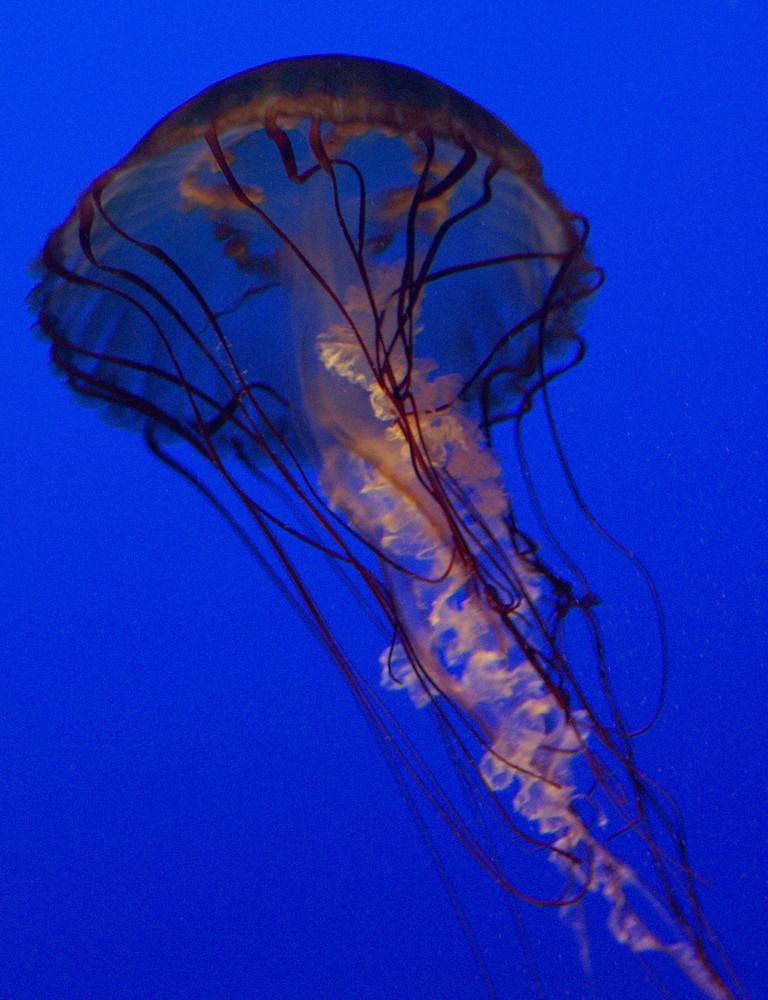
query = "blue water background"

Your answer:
(2, 3), (766, 998)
